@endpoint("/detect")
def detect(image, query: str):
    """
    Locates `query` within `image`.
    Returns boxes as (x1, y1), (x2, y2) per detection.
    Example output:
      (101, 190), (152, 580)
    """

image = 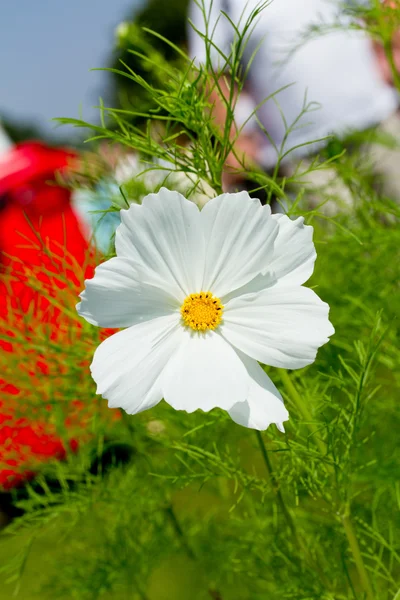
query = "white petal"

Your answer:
(220, 271), (277, 304)
(161, 329), (249, 413)
(200, 192), (278, 297)
(268, 214), (316, 285)
(91, 314), (182, 414)
(115, 188), (205, 301)
(77, 257), (179, 327)
(221, 286), (334, 369)
(228, 353), (289, 431)
(222, 214), (316, 303)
